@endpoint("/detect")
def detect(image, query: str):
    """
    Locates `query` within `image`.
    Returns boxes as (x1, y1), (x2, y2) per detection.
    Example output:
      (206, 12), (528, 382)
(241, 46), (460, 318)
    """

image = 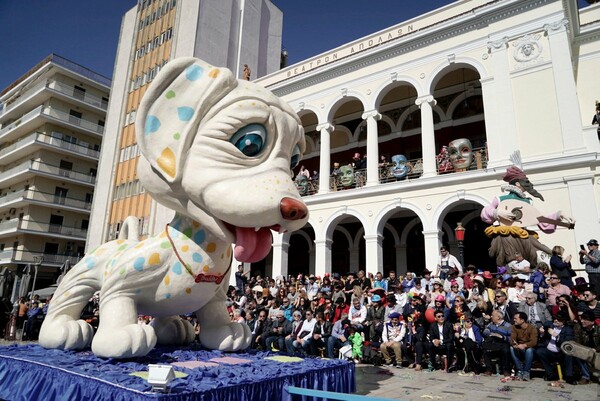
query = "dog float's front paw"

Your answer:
(151, 316), (195, 345)
(39, 317), (93, 350)
(92, 324), (157, 358)
(199, 321), (251, 351)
